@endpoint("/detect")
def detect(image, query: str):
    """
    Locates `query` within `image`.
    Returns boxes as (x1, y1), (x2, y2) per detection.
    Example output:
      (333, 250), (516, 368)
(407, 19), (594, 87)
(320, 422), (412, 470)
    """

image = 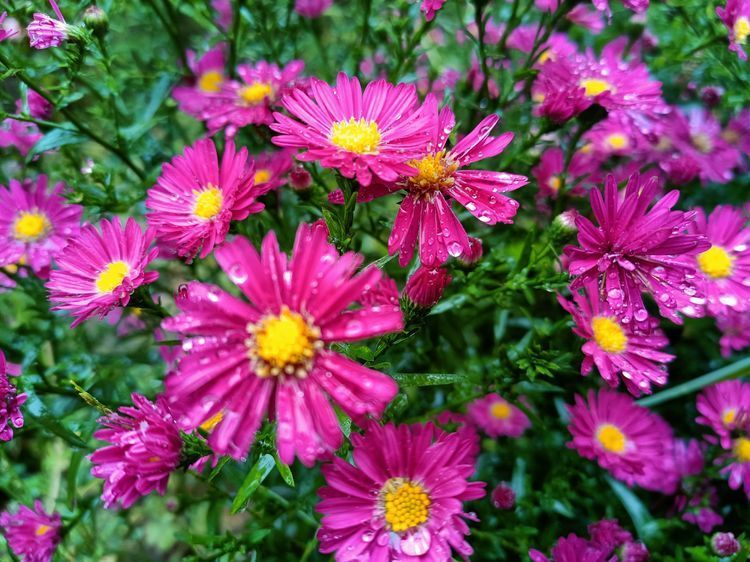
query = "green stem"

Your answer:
(228, 0), (243, 75)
